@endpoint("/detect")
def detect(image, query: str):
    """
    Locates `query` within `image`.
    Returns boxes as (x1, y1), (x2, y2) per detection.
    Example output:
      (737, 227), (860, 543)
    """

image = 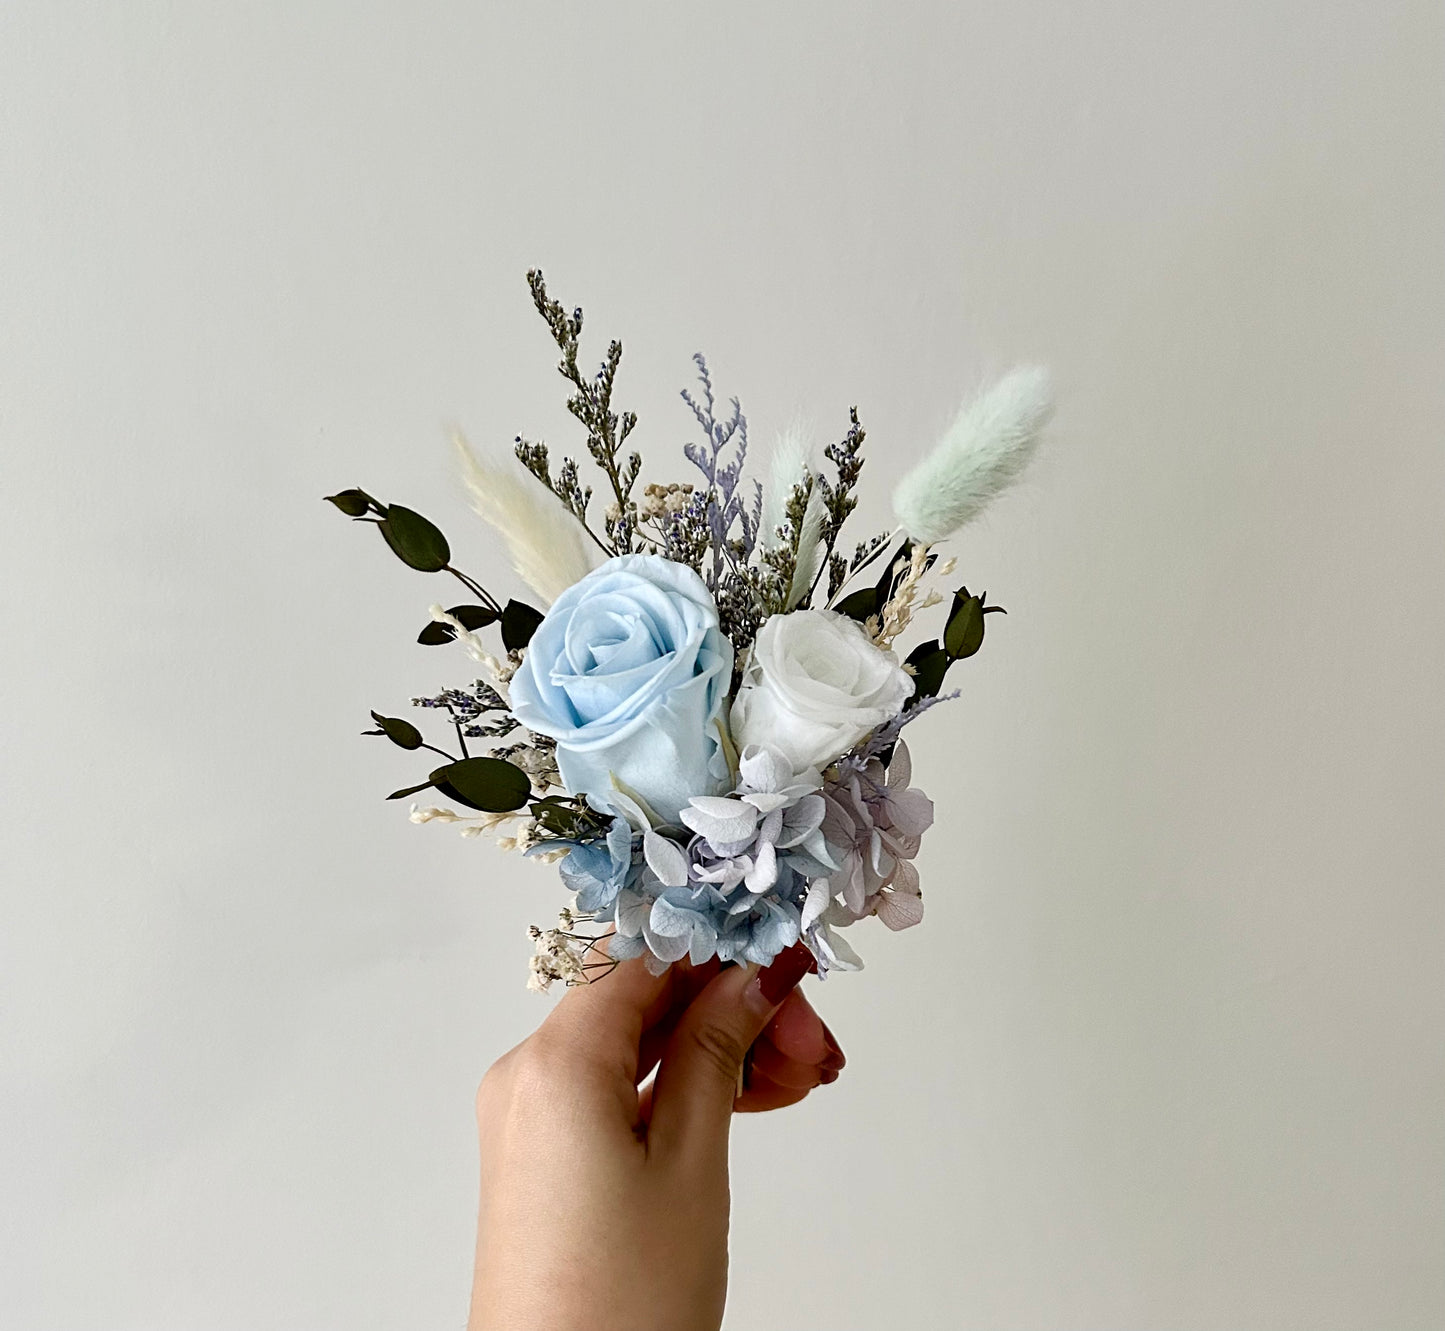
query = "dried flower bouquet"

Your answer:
(327, 271), (1052, 989)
